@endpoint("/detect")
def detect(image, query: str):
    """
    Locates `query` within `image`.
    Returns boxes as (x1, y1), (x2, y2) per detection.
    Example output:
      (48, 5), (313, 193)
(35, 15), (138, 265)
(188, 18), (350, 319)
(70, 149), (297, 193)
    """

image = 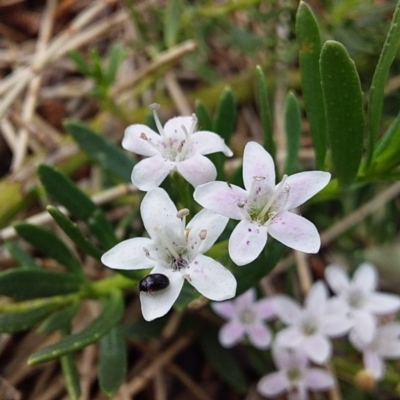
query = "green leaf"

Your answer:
(320, 40), (365, 187)
(60, 352), (81, 400)
(105, 43), (126, 85)
(0, 304), (57, 333)
(199, 325), (247, 393)
(38, 303), (80, 334)
(4, 240), (39, 268)
(87, 208), (118, 249)
(163, 0), (183, 48)
(255, 66), (275, 159)
(0, 268), (84, 300)
(28, 290), (124, 365)
(68, 50), (90, 76)
(296, 1), (326, 169)
(47, 206), (102, 261)
(124, 317), (167, 340)
(64, 120), (135, 182)
(284, 92), (301, 175)
(98, 325), (127, 397)
(14, 223), (83, 275)
(195, 100), (213, 131)
(366, 0), (400, 165)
